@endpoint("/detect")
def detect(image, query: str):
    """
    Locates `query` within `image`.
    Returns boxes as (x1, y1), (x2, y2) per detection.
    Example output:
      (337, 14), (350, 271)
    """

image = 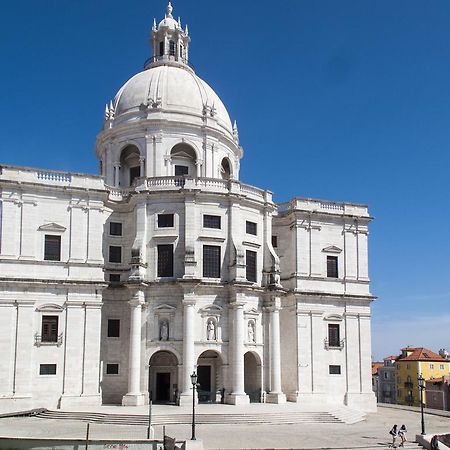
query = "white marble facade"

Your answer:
(0, 3), (376, 412)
